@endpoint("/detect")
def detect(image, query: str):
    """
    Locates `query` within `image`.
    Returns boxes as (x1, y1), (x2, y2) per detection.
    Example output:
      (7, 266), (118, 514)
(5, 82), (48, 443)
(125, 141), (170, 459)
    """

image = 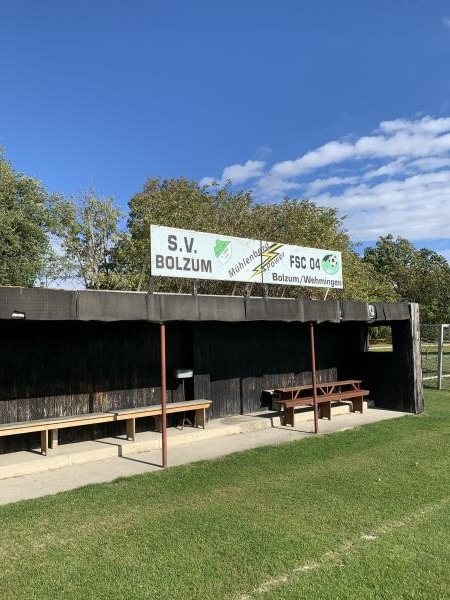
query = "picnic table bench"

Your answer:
(0, 399), (212, 455)
(273, 380), (369, 427)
